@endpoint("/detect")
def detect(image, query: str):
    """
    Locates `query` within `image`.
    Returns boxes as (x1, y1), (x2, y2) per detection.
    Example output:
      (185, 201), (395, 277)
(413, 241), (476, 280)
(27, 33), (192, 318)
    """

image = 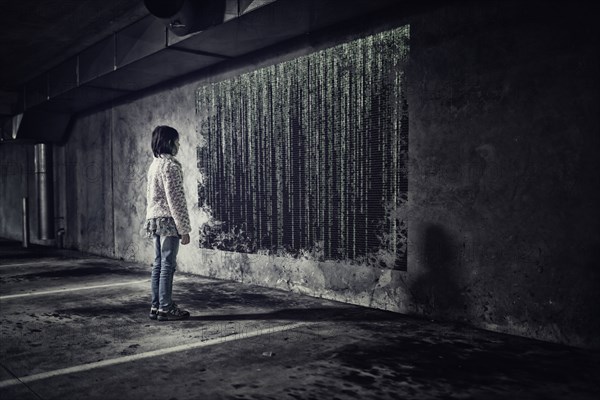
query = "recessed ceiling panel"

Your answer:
(79, 36), (116, 84)
(92, 48), (224, 92)
(116, 15), (166, 68)
(24, 74), (48, 110)
(39, 86), (130, 114)
(48, 57), (78, 98)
